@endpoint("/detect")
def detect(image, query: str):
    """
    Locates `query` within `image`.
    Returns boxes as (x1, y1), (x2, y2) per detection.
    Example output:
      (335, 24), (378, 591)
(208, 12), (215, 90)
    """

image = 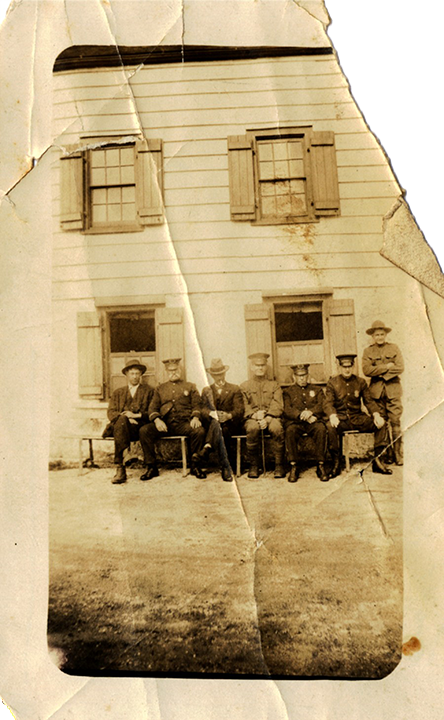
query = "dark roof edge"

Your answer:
(53, 44), (333, 73)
